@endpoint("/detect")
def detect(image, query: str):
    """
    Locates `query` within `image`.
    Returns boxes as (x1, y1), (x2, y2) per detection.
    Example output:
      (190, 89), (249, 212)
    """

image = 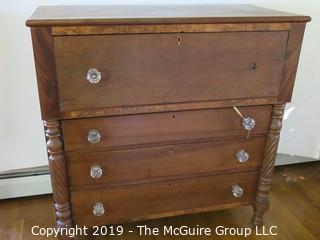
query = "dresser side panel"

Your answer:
(31, 27), (60, 120)
(278, 23), (307, 102)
